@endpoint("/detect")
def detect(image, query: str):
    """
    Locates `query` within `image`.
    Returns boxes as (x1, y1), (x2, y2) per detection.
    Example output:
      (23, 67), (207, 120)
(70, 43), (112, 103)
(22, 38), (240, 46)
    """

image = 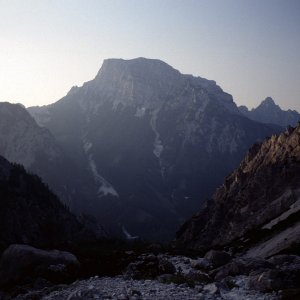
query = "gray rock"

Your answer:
(191, 258), (211, 270)
(0, 244), (80, 287)
(124, 254), (175, 280)
(248, 270), (284, 292)
(186, 270), (211, 284)
(250, 269), (299, 292)
(204, 250), (231, 268)
(268, 254), (300, 267)
(278, 288), (300, 300)
(203, 283), (219, 295)
(157, 273), (174, 283)
(158, 258), (176, 275)
(214, 257), (274, 280)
